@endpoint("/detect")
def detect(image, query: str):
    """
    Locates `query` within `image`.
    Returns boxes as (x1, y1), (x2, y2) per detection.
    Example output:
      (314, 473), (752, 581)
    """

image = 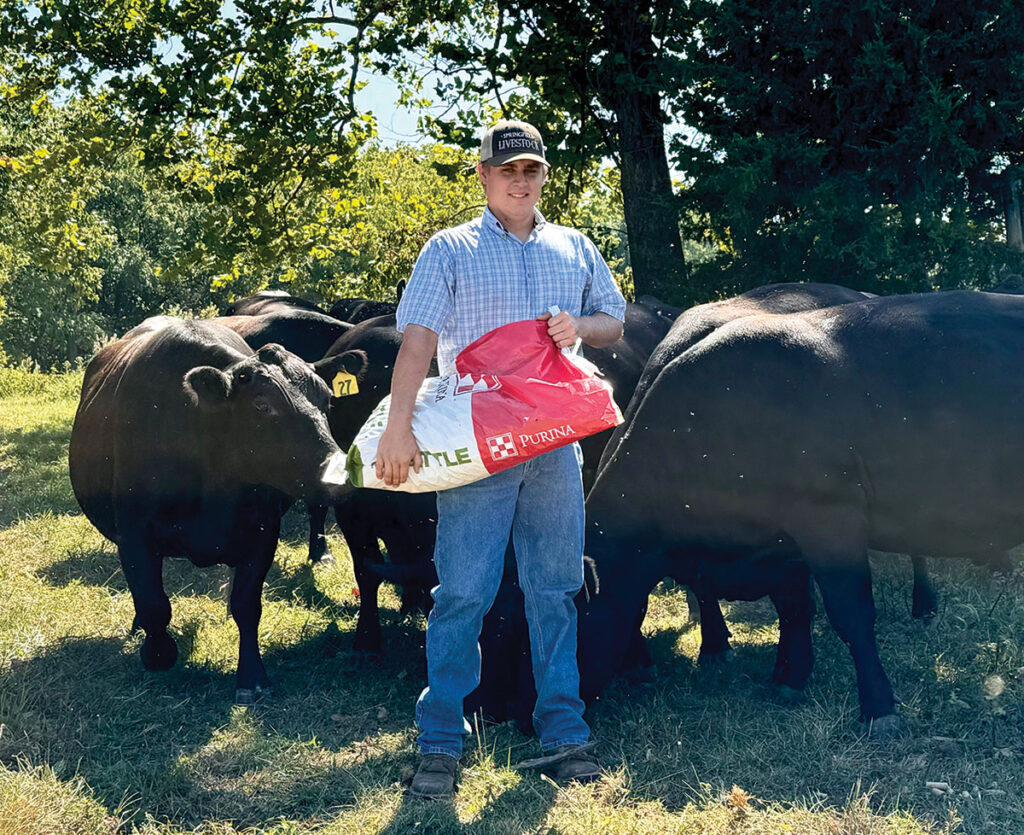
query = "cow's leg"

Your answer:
(384, 523), (435, 617)
(307, 503), (333, 564)
(509, 625), (537, 733)
(620, 603), (657, 685)
(769, 564), (814, 700)
(119, 535), (177, 672)
(910, 555), (937, 621)
(696, 594), (733, 664)
(337, 510), (384, 659)
(230, 528), (278, 705)
(809, 546), (901, 738)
